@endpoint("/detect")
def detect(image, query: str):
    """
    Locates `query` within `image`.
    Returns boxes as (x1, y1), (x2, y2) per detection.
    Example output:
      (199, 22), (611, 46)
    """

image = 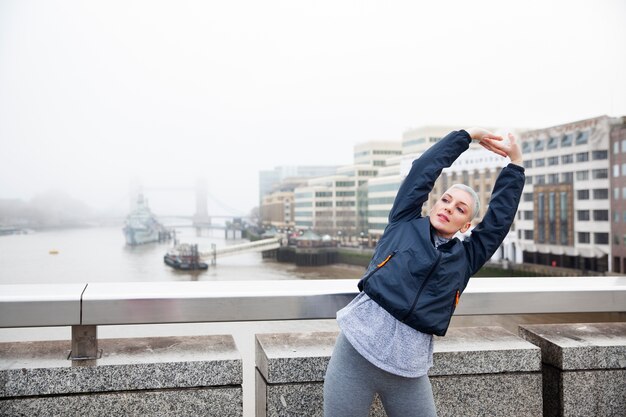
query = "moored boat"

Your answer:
(163, 243), (208, 270)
